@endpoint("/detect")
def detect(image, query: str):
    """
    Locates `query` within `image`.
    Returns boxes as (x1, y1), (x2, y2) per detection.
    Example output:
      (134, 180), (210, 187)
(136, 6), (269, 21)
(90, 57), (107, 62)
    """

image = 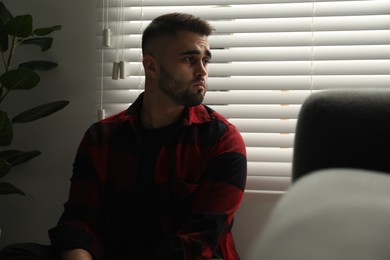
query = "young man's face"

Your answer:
(157, 30), (212, 106)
